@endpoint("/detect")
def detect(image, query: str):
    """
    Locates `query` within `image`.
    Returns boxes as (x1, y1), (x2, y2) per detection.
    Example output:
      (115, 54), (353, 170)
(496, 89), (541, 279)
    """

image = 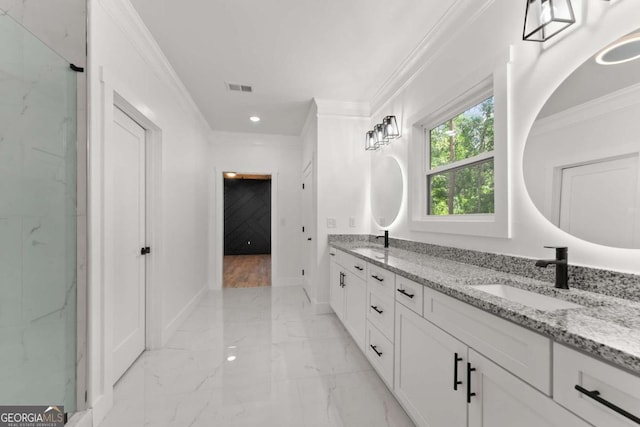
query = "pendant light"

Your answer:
(523, 0), (575, 42)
